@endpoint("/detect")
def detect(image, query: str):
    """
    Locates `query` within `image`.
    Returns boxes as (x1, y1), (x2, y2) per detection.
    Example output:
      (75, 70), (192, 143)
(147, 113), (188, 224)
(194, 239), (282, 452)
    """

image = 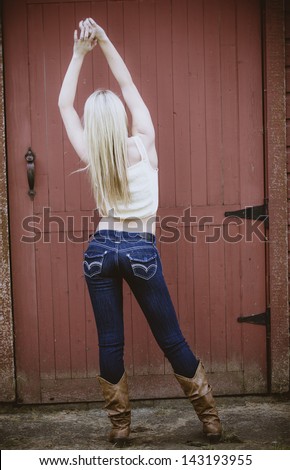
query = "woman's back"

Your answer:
(126, 134), (158, 169)
(98, 134), (158, 234)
